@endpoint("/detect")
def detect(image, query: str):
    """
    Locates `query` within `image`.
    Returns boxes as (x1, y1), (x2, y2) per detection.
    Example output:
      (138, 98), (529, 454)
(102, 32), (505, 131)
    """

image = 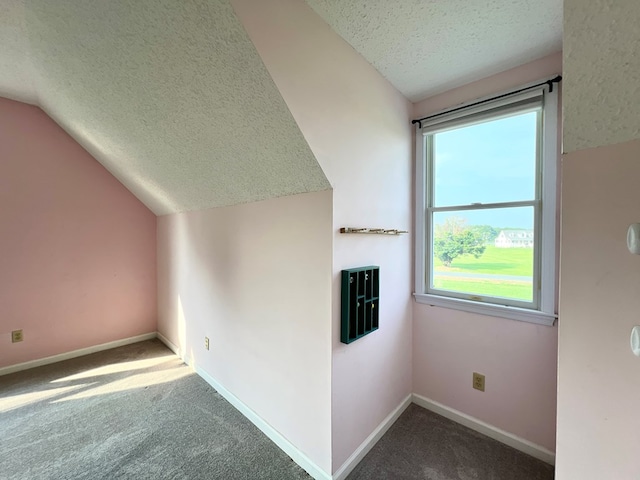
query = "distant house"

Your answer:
(494, 229), (534, 248)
